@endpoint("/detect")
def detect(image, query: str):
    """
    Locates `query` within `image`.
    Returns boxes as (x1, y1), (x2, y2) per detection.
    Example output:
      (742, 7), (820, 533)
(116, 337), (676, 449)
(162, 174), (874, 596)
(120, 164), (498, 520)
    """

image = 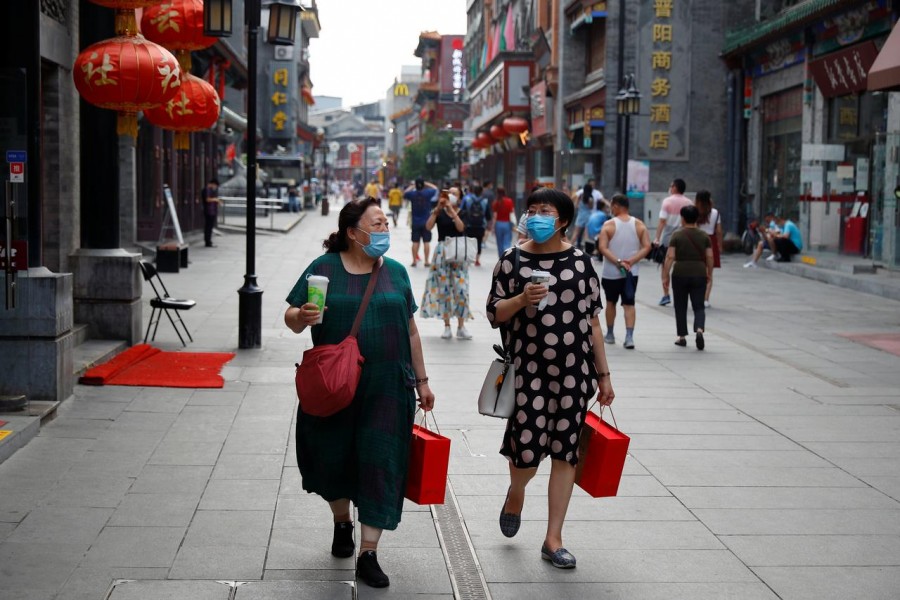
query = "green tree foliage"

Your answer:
(399, 127), (456, 183)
